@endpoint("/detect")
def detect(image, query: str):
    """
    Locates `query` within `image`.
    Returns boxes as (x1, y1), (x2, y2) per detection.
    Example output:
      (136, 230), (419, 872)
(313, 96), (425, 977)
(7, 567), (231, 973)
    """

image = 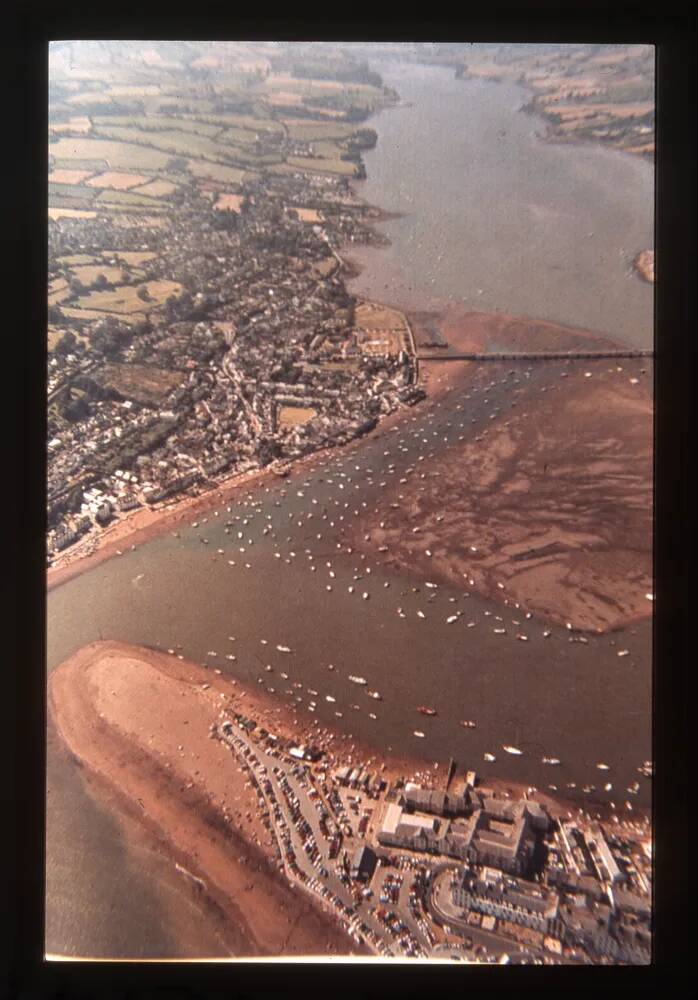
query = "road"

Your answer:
(216, 718), (428, 956)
